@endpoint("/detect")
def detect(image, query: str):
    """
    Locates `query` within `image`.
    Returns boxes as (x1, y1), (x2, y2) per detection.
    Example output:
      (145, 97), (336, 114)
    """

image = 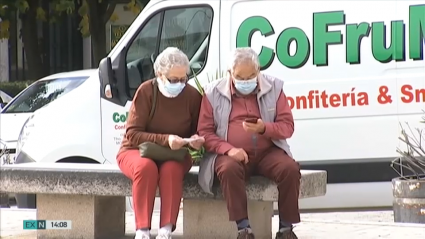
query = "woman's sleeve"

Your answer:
(125, 84), (169, 147)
